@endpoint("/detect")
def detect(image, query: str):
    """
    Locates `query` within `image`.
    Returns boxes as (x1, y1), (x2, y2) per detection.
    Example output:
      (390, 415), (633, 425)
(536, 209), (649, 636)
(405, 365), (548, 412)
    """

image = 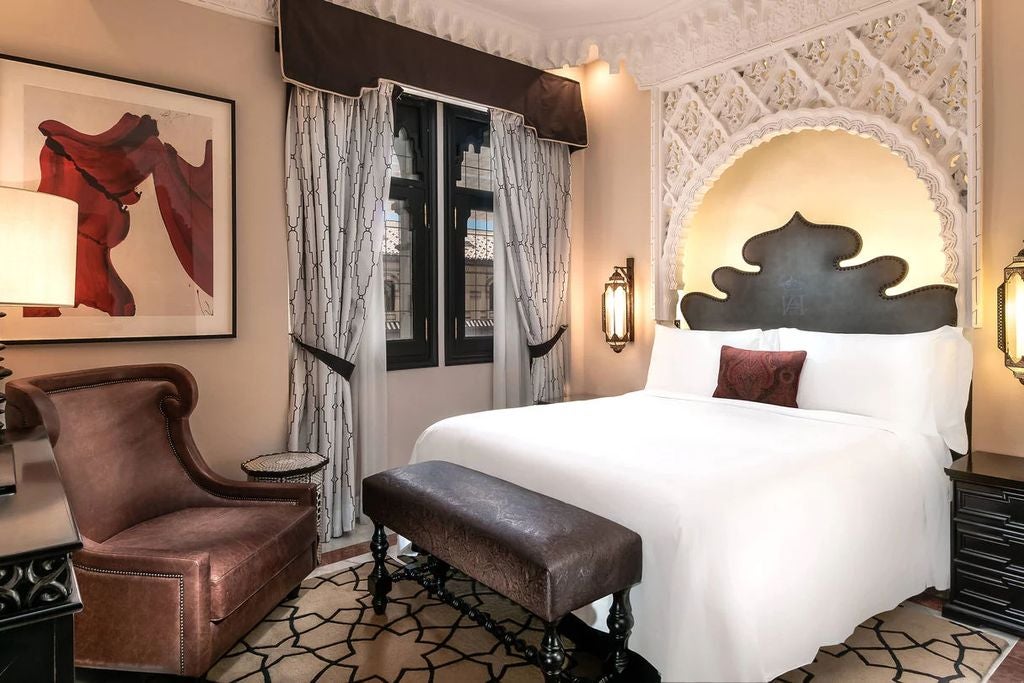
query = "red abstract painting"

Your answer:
(27, 112), (214, 317)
